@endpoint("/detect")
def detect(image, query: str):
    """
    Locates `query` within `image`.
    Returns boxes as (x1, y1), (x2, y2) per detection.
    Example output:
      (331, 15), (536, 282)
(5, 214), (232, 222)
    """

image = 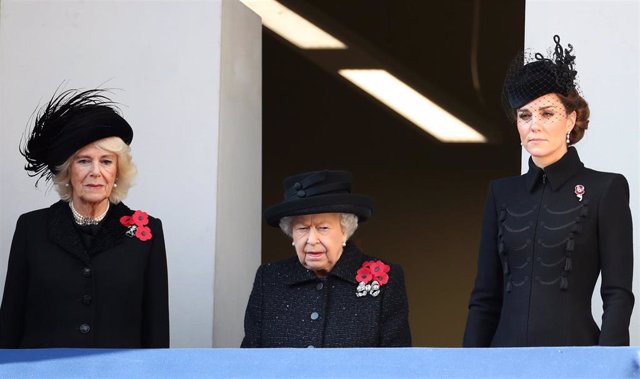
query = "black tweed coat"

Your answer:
(464, 147), (634, 347)
(241, 242), (411, 347)
(0, 200), (169, 348)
